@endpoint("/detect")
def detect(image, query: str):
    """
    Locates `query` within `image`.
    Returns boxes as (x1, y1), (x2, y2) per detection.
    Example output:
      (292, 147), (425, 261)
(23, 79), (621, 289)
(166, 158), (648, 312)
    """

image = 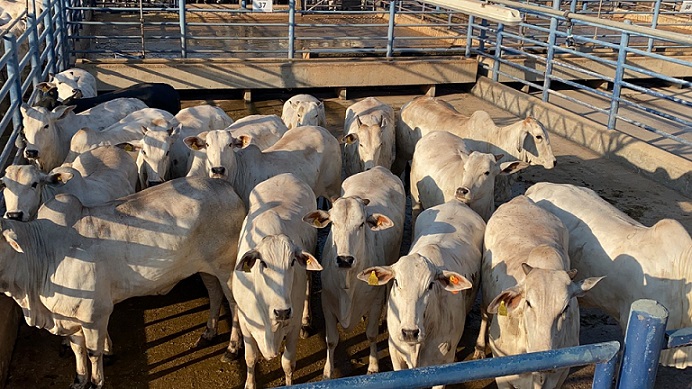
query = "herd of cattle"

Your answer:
(0, 67), (690, 389)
